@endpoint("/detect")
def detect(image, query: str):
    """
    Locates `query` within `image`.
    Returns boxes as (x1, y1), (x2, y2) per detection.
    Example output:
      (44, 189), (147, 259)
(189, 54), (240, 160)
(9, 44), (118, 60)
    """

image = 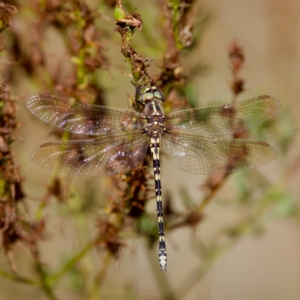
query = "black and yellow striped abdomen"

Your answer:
(150, 136), (167, 271)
